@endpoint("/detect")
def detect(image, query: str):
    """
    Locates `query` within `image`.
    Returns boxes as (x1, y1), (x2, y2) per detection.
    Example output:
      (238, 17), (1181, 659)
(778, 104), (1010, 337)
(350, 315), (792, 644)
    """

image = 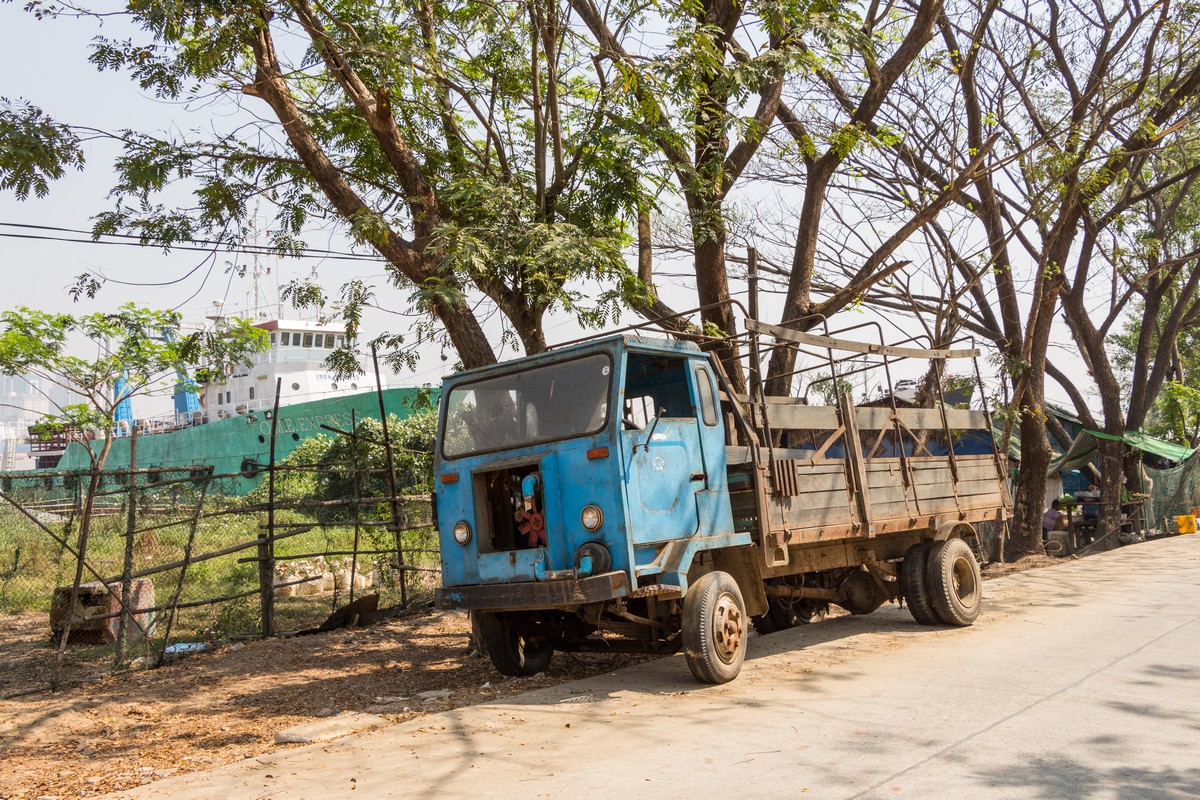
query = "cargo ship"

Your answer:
(30, 316), (434, 496)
